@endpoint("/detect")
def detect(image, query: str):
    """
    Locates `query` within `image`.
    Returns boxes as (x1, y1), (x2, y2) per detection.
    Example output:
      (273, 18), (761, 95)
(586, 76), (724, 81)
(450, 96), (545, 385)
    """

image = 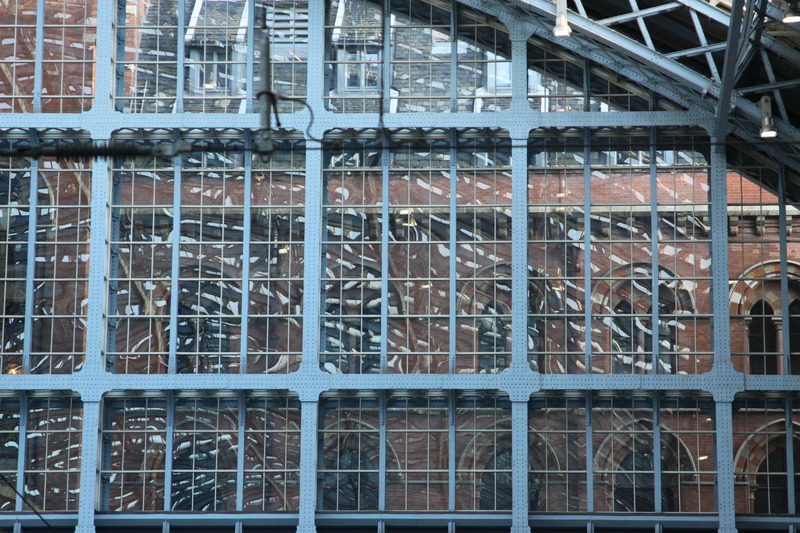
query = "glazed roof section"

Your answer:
(483, 0), (800, 199)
